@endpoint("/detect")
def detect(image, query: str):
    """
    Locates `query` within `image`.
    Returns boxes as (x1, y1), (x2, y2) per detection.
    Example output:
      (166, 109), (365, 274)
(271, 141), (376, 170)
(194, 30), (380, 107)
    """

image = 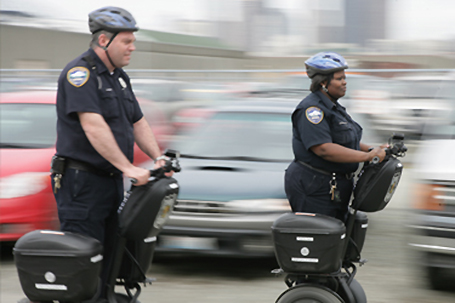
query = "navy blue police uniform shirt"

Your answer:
(291, 90), (363, 174)
(56, 48), (143, 174)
